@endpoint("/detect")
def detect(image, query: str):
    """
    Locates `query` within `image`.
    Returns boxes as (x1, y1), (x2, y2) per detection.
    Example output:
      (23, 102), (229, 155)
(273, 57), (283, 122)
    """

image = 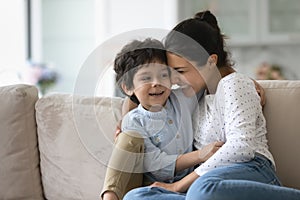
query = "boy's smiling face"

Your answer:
(132, 62), (171, 111)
